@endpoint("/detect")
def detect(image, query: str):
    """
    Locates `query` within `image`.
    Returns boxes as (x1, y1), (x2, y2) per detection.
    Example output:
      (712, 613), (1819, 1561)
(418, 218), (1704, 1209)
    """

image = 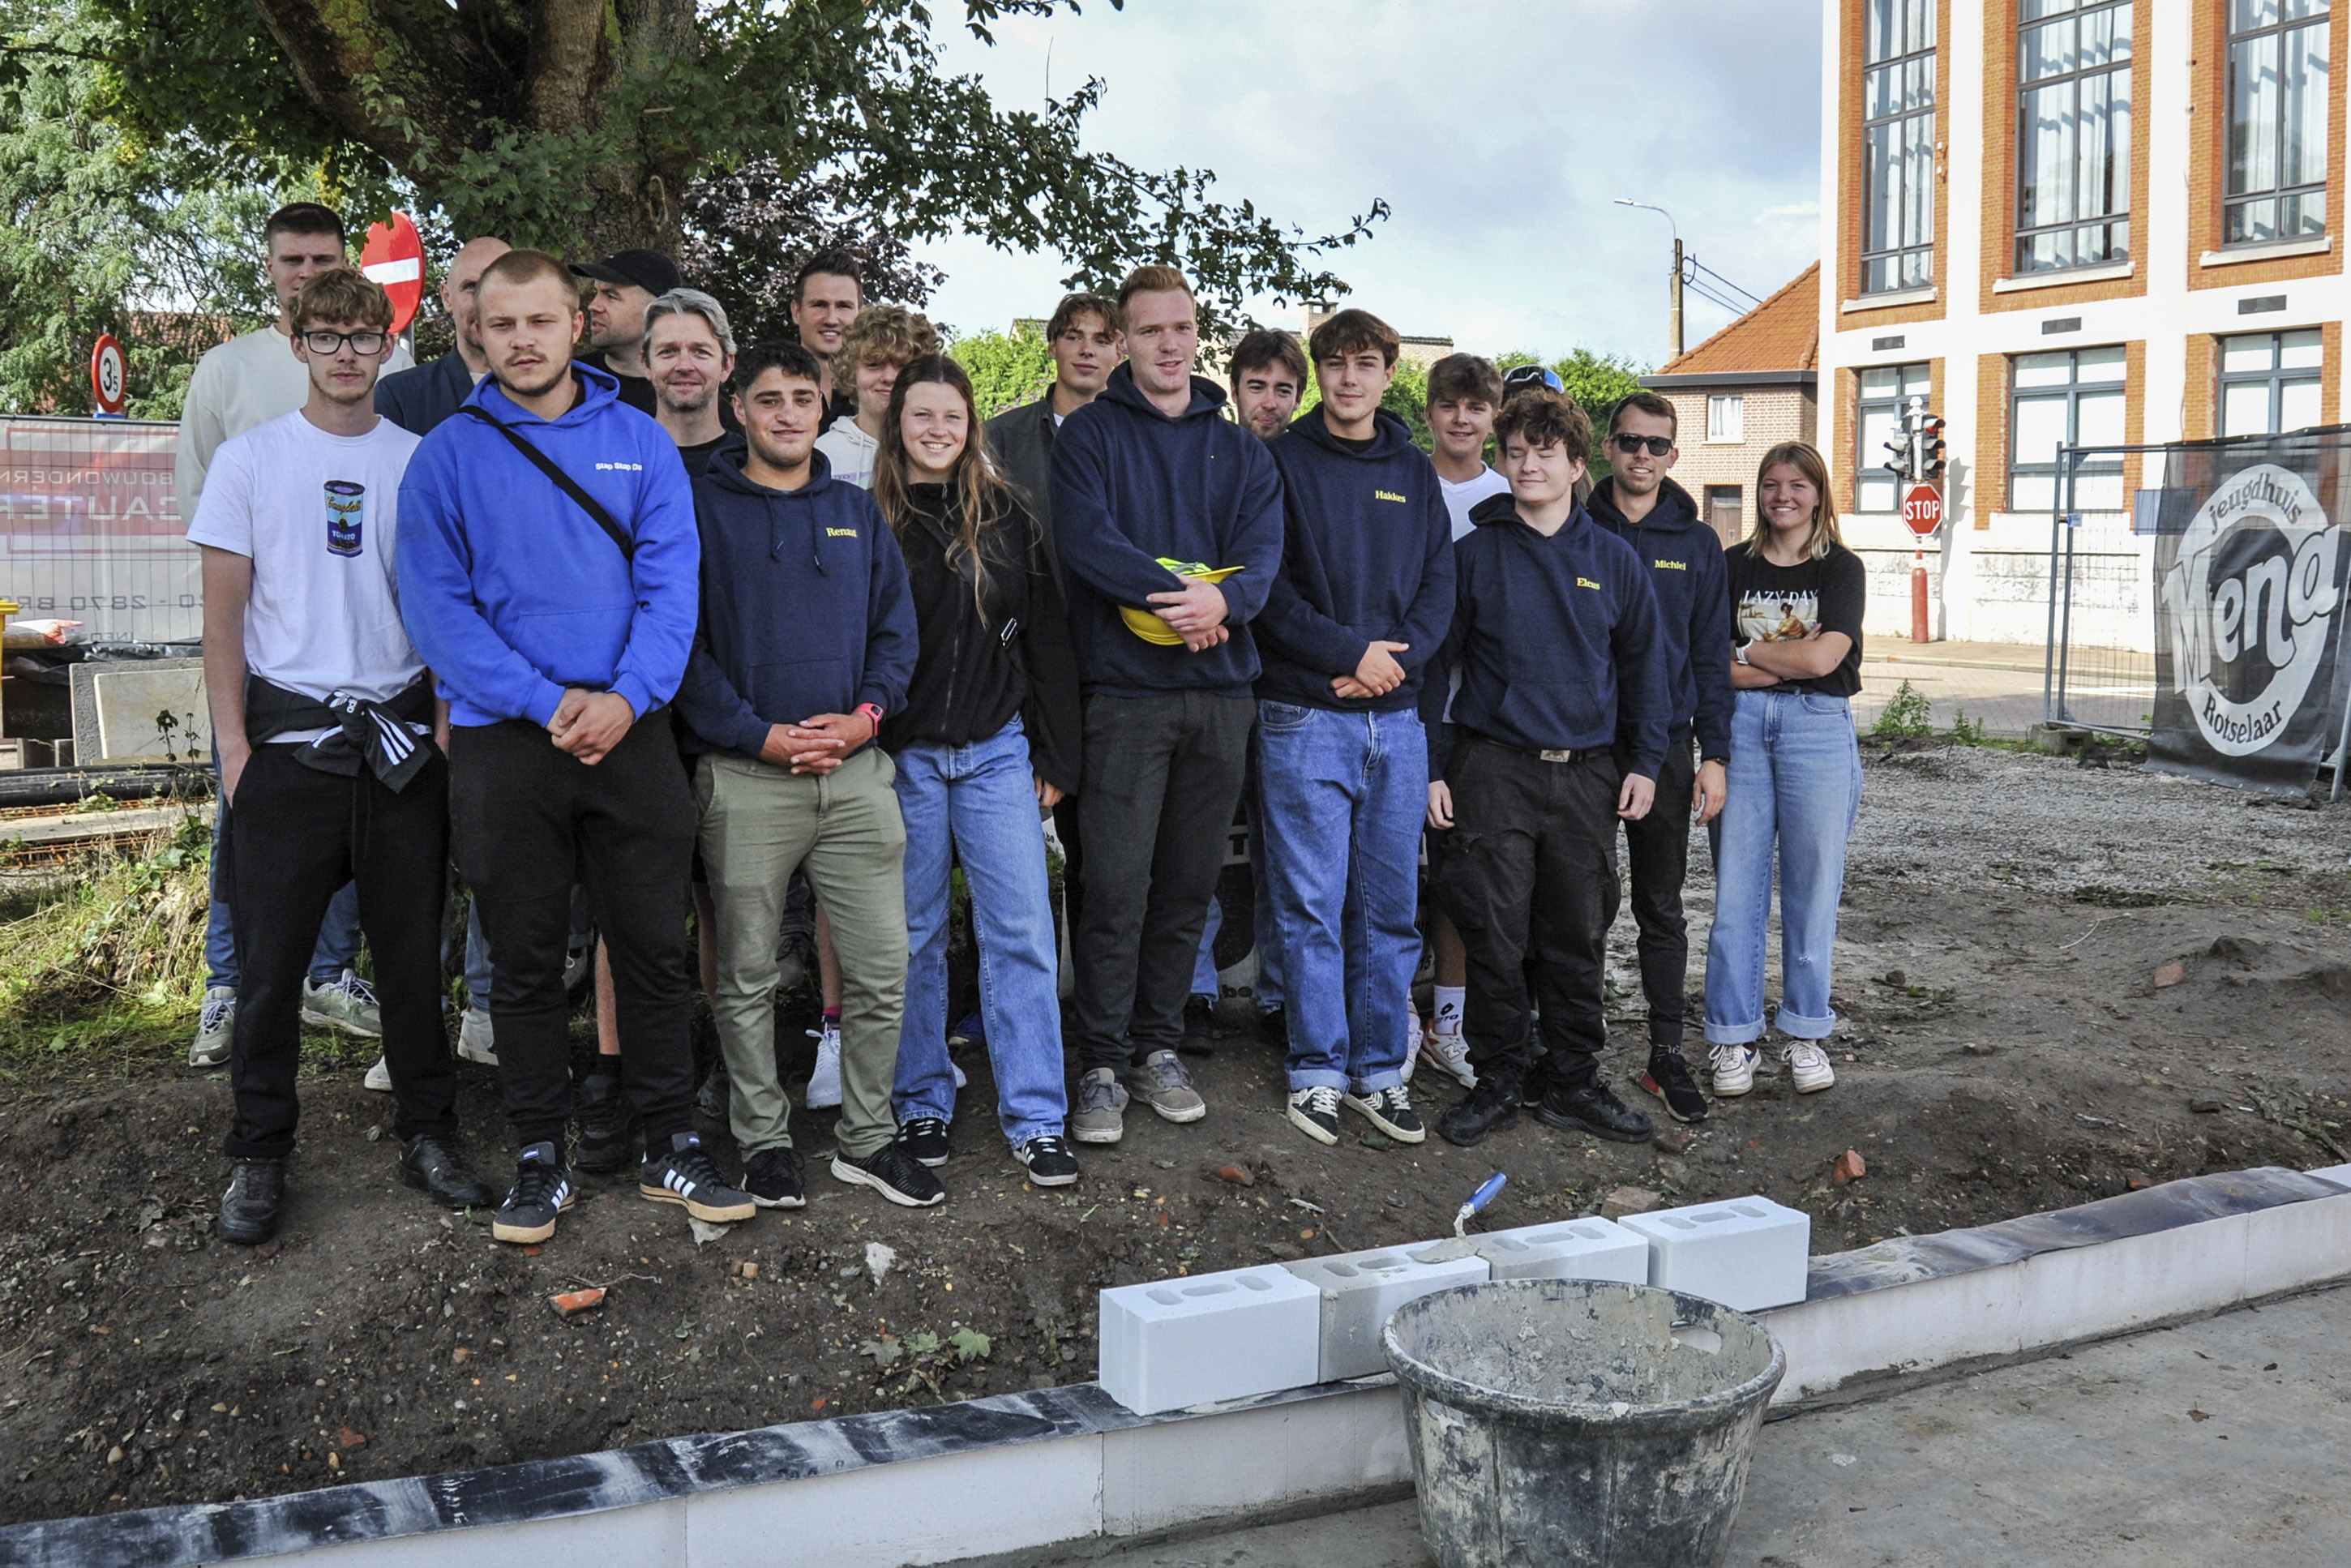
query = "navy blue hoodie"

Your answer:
(1420, 491), (1669, 779)
(1587, 476), (1734, 760)
(675, 447), (918, 762)
(1049, 363), (1285, 697)
(1255, 406), (1454, 712)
